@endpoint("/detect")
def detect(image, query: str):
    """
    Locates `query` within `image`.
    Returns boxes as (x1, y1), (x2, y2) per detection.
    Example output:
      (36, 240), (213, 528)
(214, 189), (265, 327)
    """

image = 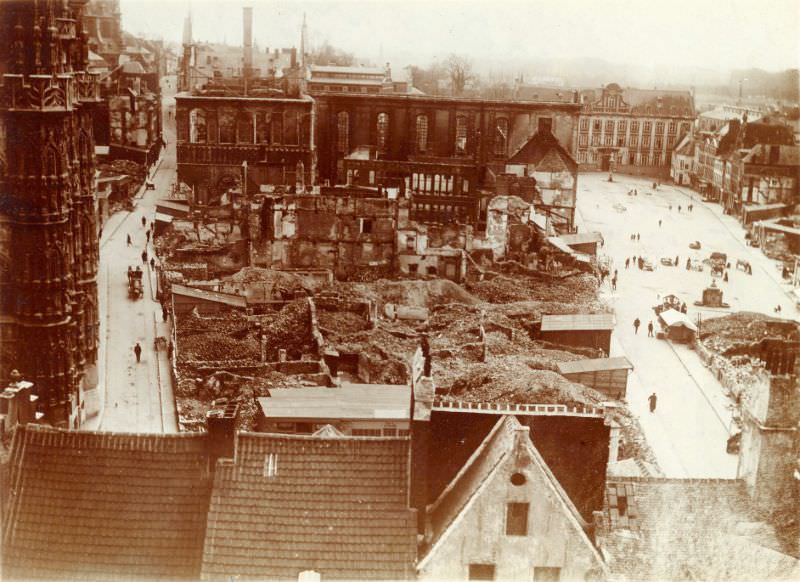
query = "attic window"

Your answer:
(510, 472), (527, 486)
(263, 453), (278, 478)
(506, 502), (529, 536)
(469, 564), (496, 580)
